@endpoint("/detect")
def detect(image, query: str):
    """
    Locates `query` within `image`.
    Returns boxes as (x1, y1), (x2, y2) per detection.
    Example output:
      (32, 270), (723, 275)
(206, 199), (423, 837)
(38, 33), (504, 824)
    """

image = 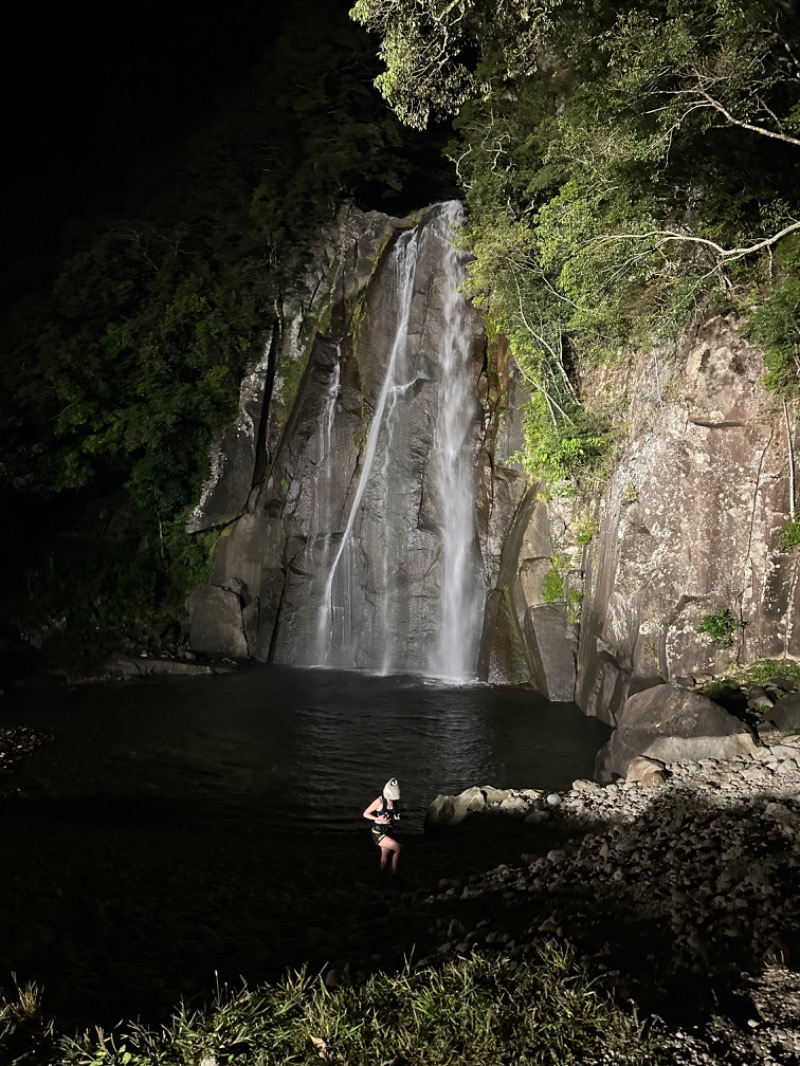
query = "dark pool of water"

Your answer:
(0, 664), (610, 1025)
(1, 664), (609, 829)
